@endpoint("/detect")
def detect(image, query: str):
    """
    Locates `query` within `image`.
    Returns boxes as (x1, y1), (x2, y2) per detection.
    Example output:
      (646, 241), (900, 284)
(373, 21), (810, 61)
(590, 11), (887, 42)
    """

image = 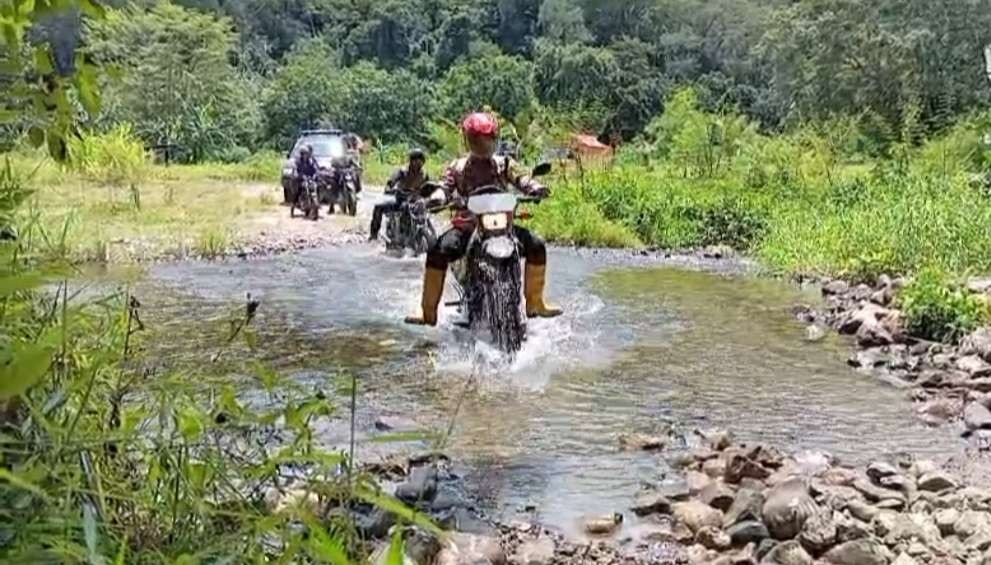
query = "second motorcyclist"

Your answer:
(369, 148), (433, 241)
